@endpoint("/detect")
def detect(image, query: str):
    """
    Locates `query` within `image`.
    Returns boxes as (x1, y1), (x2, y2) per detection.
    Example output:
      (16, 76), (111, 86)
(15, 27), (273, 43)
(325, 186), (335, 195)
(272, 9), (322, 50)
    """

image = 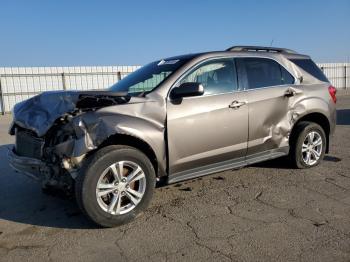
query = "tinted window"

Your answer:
(180, 58), (238, 95)
(289, 58), (329, 82)
(281, 66), (295, 85)
(236, 58), (294, 89)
